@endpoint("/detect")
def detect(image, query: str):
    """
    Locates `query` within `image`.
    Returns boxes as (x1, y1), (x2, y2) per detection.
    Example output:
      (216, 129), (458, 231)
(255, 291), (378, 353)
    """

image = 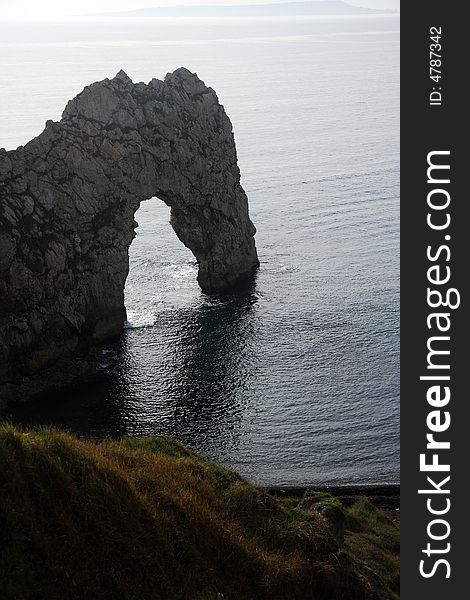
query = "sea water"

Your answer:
(0, 14), (399, 486)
